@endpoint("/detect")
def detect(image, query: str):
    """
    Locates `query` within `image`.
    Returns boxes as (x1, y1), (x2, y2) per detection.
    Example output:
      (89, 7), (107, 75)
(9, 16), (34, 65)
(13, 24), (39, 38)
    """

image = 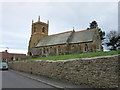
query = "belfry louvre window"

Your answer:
(34, 27), (36, 32)
(42, 27), (45, 33)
